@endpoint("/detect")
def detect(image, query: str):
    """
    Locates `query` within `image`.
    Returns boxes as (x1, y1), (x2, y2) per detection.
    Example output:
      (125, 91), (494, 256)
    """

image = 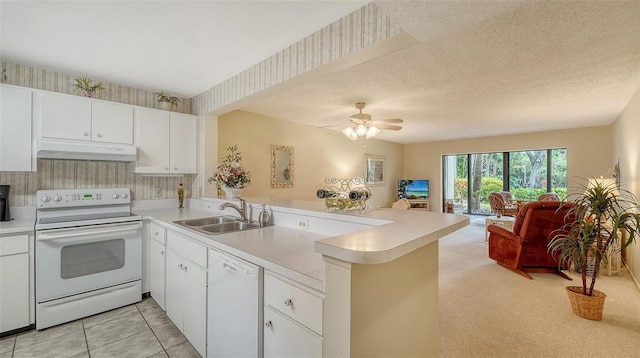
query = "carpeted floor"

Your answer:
(439, 220), (640, 358)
